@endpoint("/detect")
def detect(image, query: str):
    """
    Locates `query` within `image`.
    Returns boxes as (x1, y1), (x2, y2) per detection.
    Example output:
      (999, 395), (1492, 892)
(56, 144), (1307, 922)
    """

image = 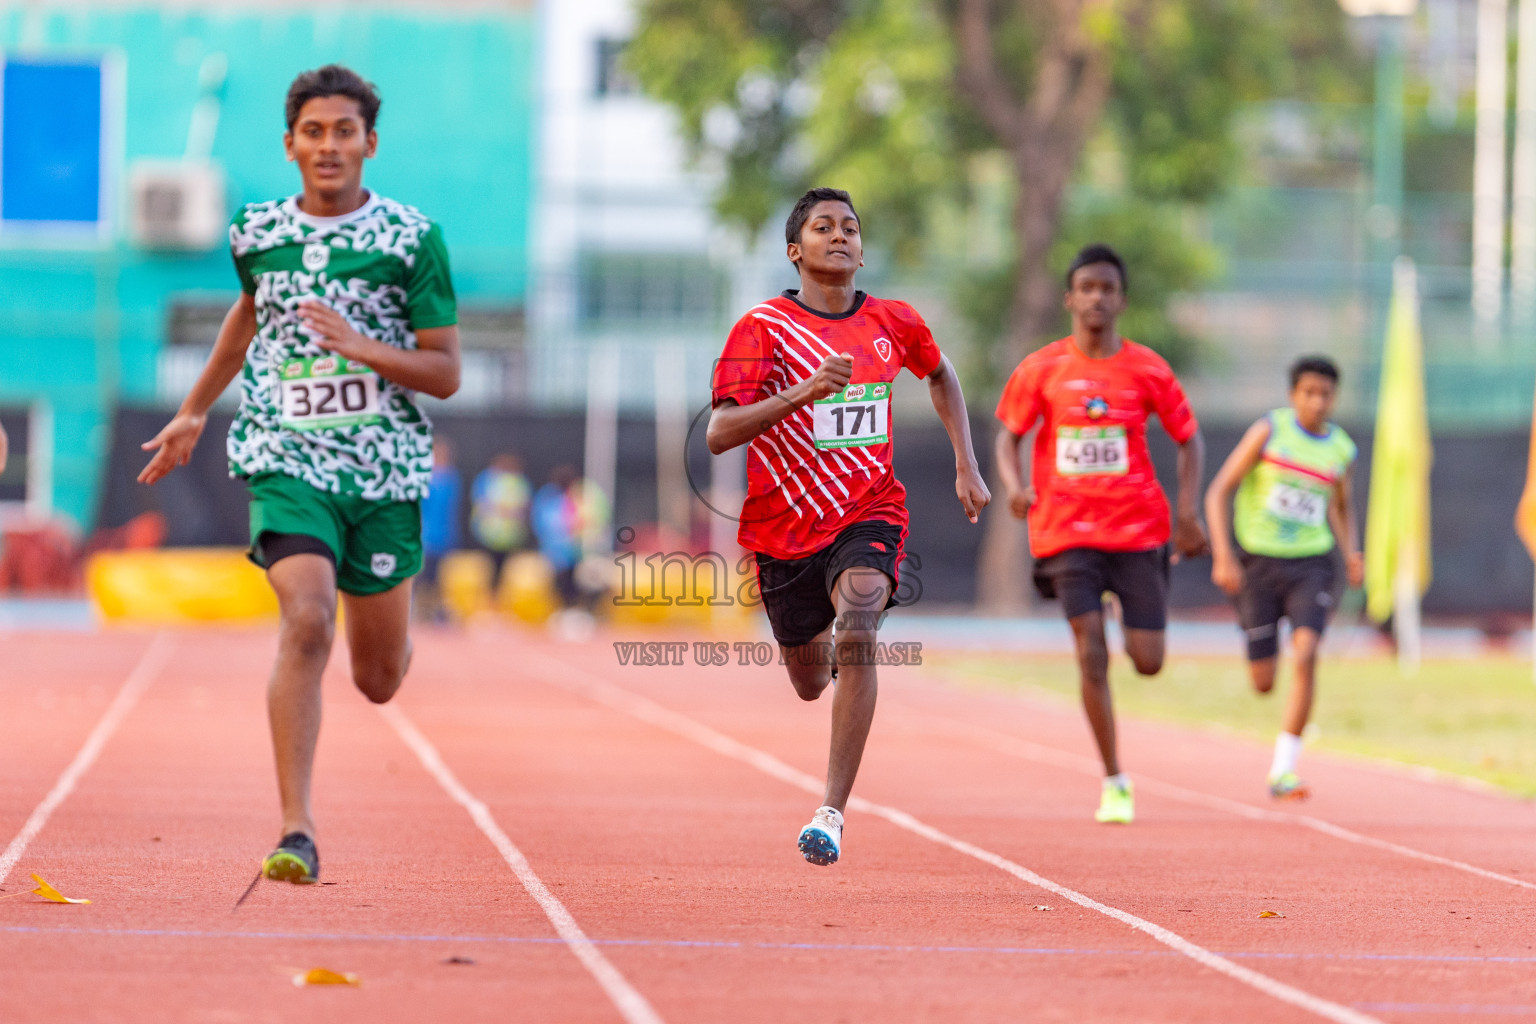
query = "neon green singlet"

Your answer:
(1233, 409), (1357, 558)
